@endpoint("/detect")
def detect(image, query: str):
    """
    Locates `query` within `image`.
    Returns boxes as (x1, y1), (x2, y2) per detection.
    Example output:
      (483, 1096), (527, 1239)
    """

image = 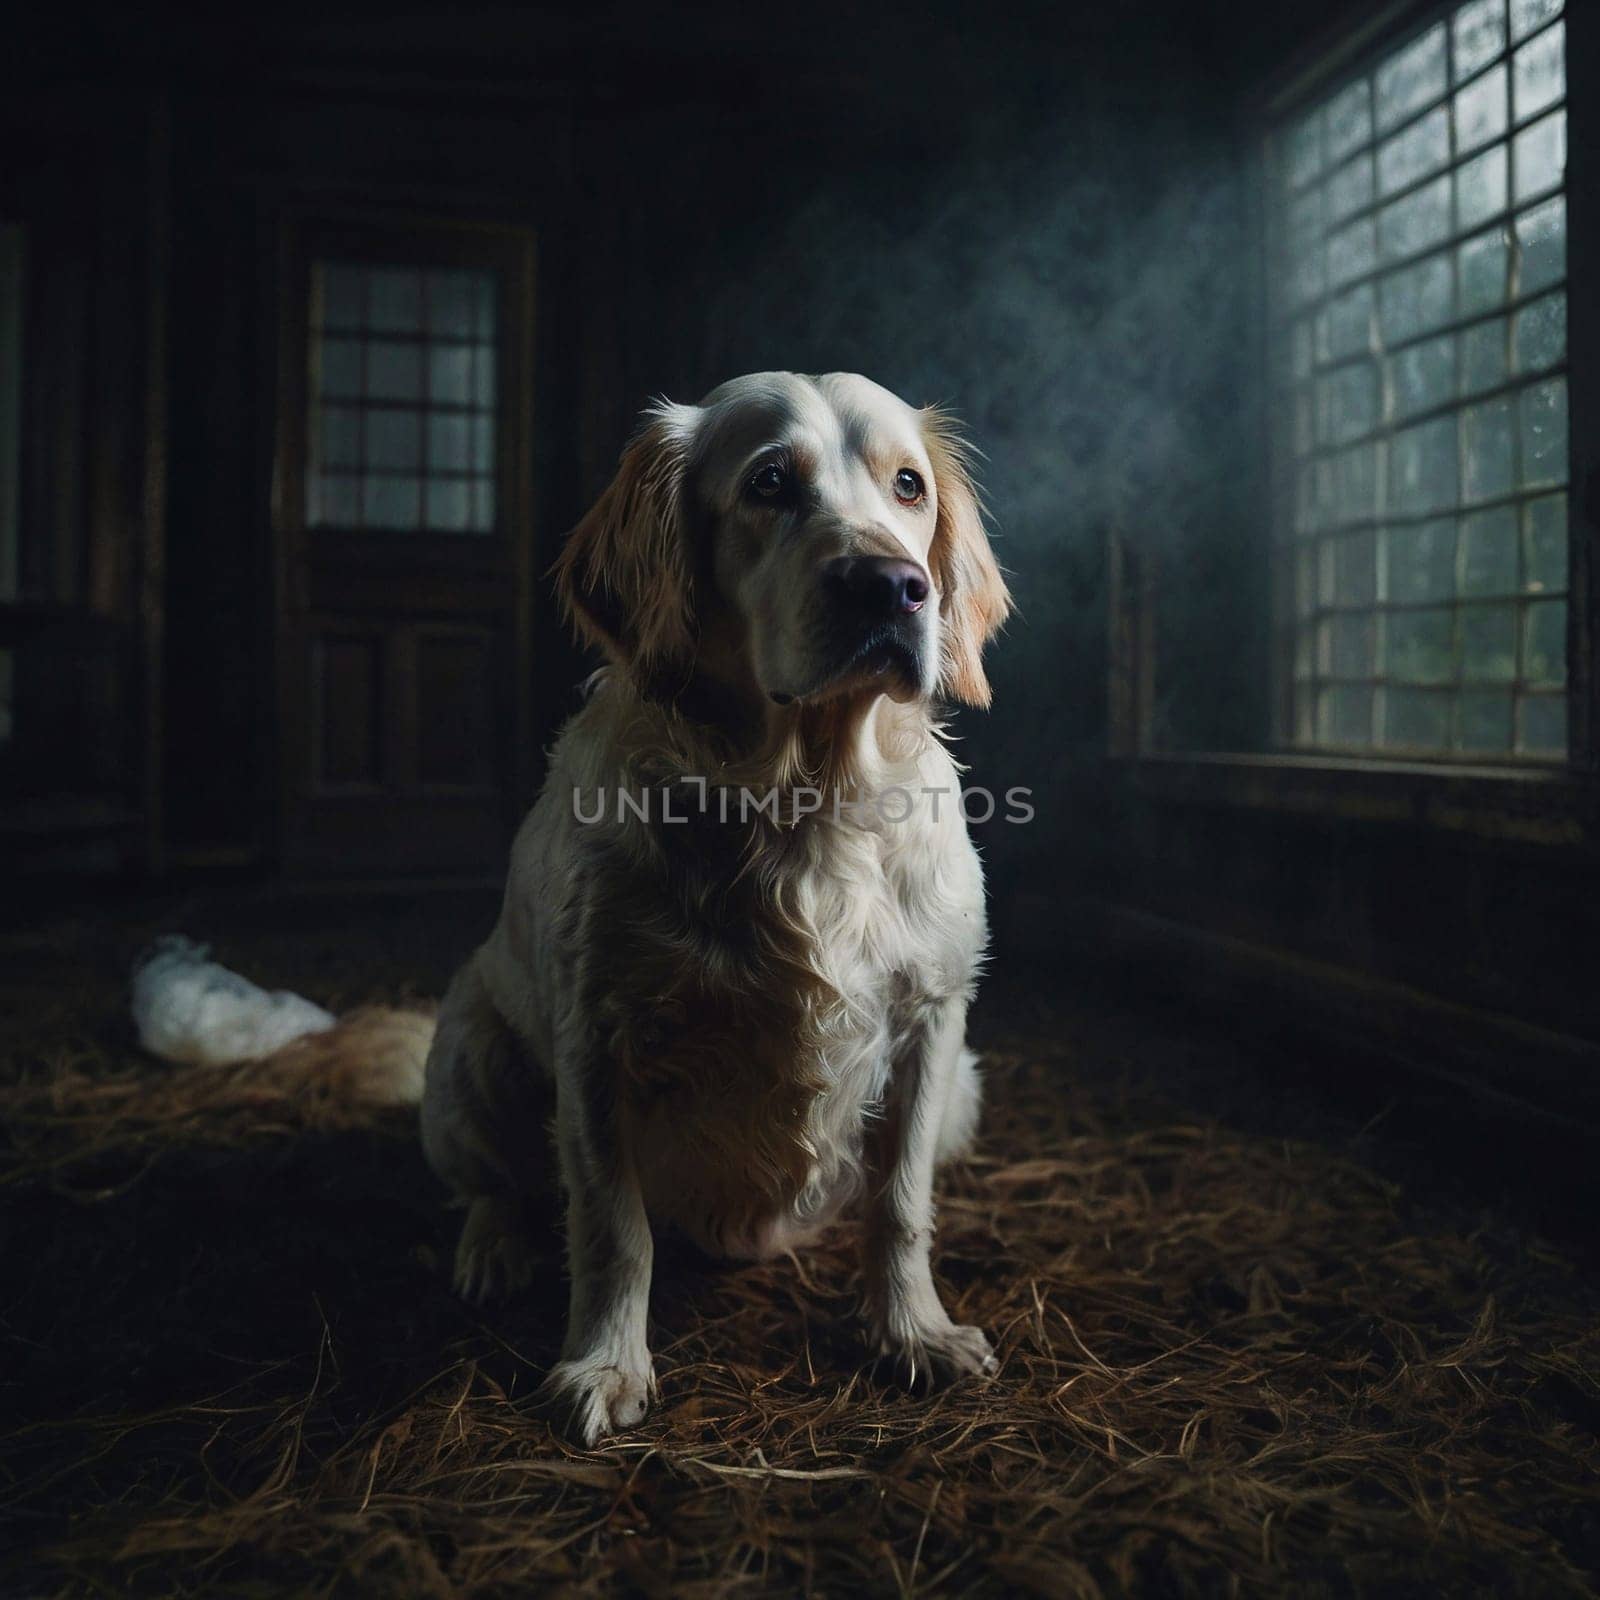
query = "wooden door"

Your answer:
(273, 214), (536, 876)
